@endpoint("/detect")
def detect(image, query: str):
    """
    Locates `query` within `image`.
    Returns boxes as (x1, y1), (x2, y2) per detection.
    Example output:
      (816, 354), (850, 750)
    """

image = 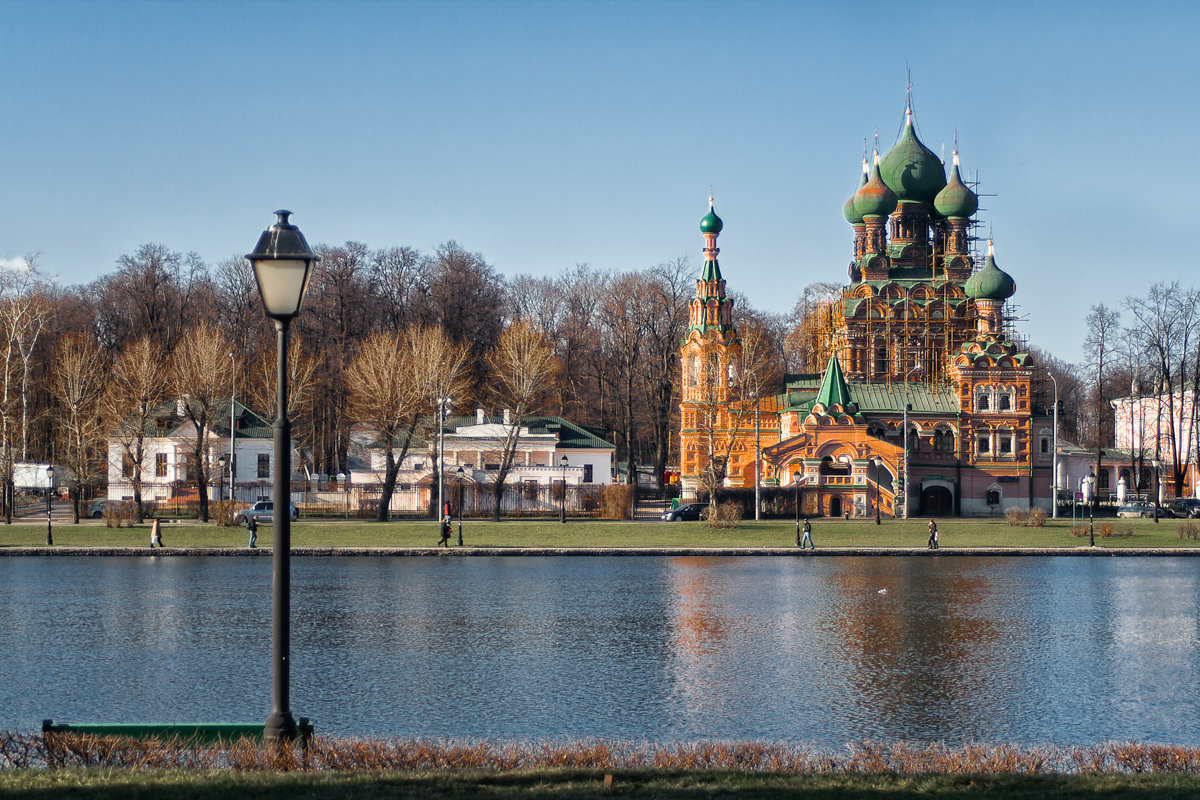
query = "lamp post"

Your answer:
(437, 397), (451, 525)
(1050, 373), (1059, 519)
(793, 470), (802, 546)
(1083, 471), (1096, 547)
(45, 465), (54, 546)
(217, 456), (227, 504)
(1152, 458), (1161, 523)
(456, 466), (465, 545)
(248, 210), (319, 744)
(870, 457), (882, 525)
(559, 455), (568, 523)
(901, 402), (913, 519)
